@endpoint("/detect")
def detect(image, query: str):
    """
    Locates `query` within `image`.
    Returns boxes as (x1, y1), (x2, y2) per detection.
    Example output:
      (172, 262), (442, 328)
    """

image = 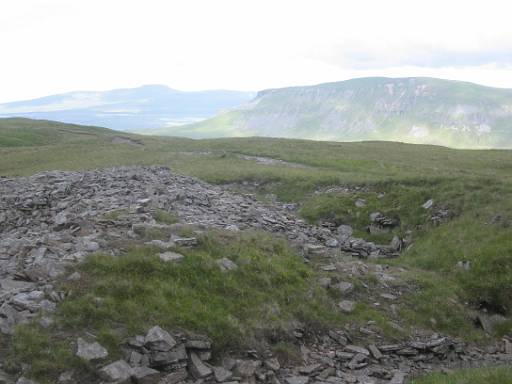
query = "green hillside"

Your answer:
(1, 118), (512, 382)
(165, 77), (512, 148)
(0, 118), (121, 147)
